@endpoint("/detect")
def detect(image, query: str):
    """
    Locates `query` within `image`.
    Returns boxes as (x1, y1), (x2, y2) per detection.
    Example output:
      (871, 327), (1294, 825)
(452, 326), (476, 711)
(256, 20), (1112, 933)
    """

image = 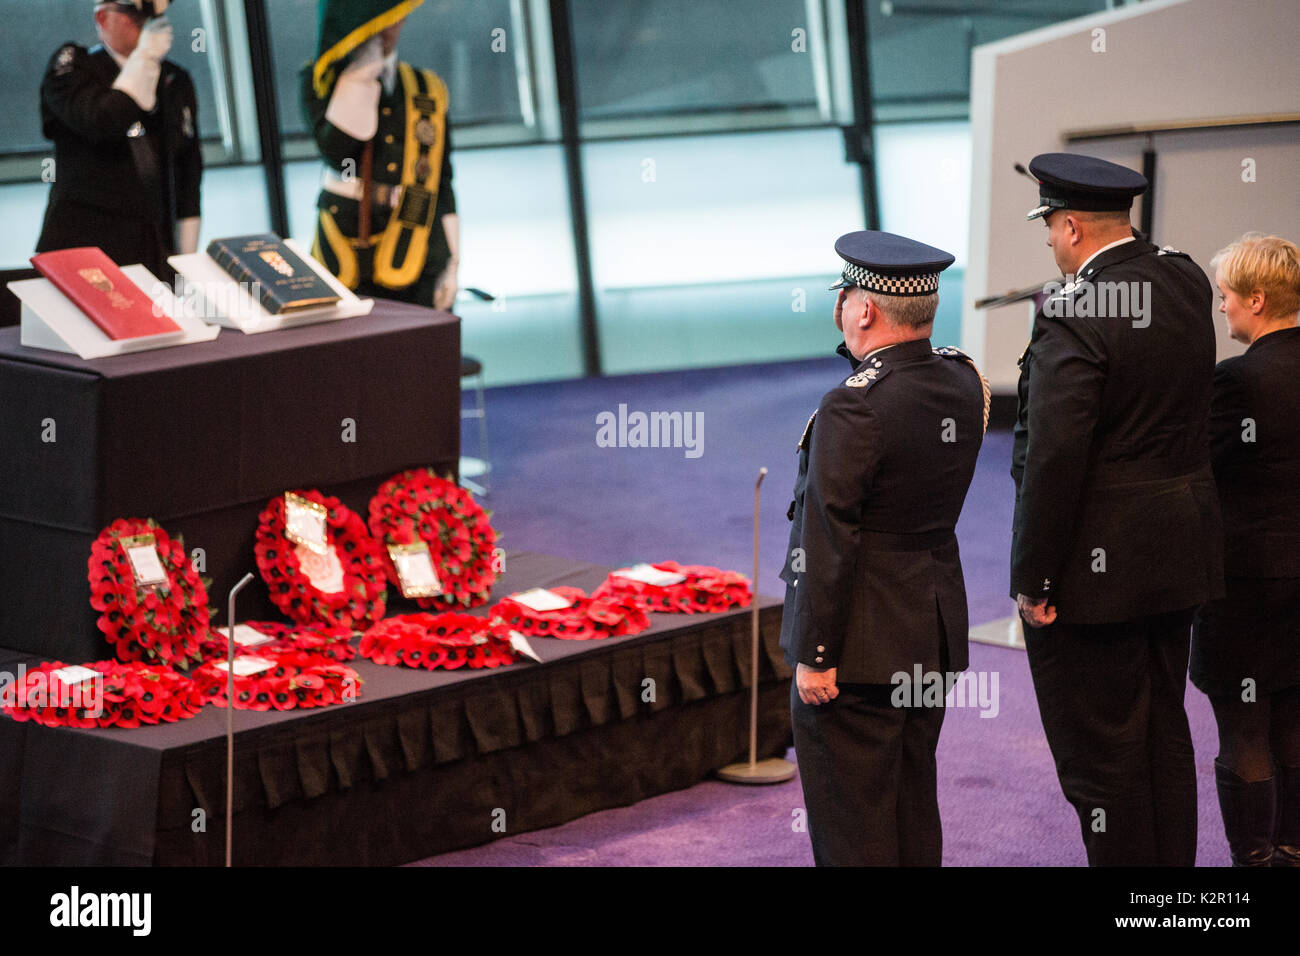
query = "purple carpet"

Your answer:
(411, 356), (1229, 866)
